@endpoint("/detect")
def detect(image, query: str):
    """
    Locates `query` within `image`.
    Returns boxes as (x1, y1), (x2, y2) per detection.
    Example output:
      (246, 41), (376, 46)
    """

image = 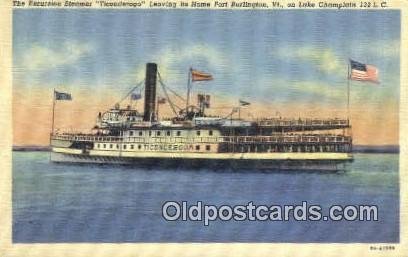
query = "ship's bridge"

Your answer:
(193, 117), (223, 126)
(96, 105), (143, 129)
